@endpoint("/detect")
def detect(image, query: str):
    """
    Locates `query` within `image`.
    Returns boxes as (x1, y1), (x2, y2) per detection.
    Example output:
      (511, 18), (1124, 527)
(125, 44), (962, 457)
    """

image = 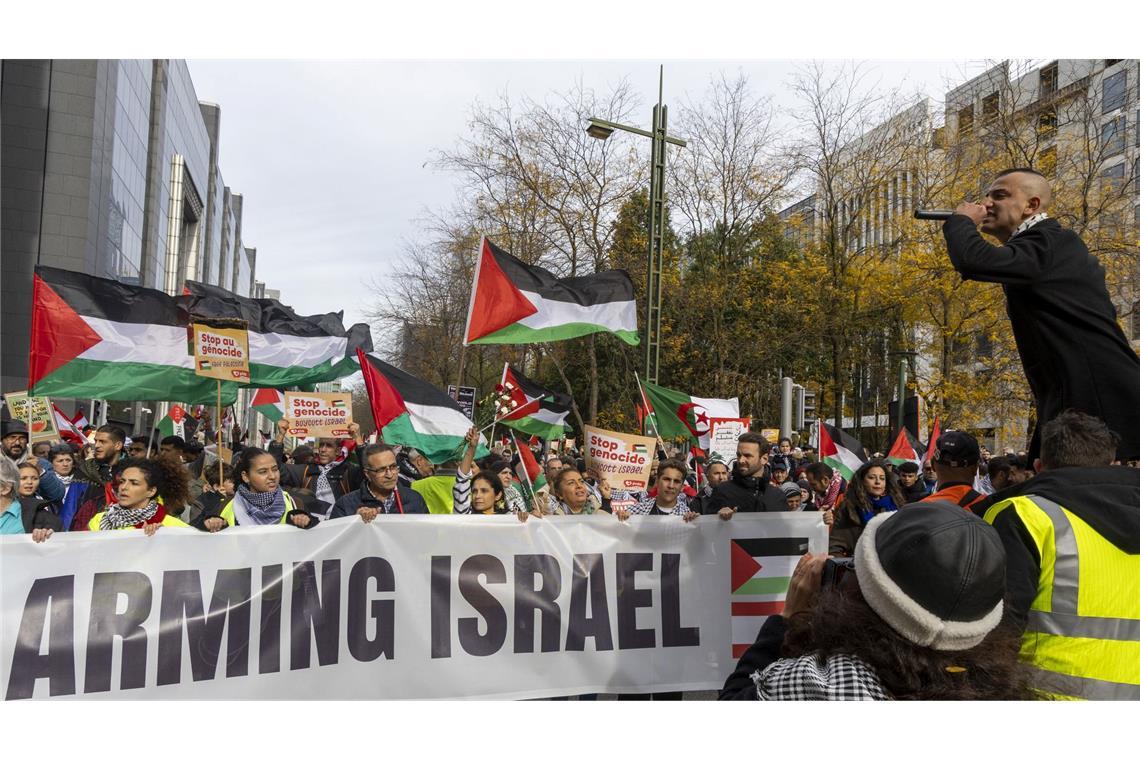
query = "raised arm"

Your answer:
(942, 213), (1051, 286)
